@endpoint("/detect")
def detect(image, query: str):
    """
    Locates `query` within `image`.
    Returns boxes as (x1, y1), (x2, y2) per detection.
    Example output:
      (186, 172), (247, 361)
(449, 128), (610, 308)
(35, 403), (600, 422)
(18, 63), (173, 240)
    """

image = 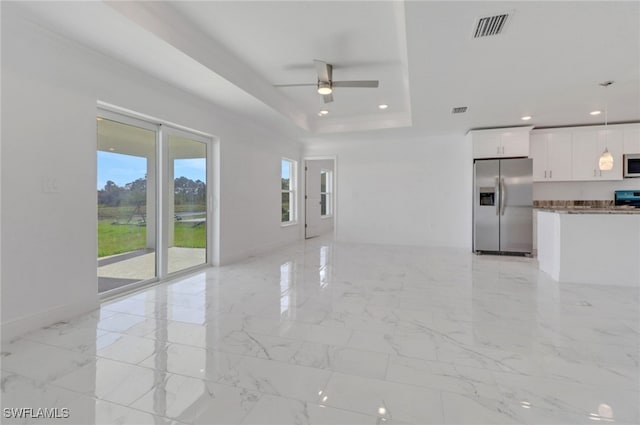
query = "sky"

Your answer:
(281, 159), (290, 180)
(97, 151), (206, 189)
